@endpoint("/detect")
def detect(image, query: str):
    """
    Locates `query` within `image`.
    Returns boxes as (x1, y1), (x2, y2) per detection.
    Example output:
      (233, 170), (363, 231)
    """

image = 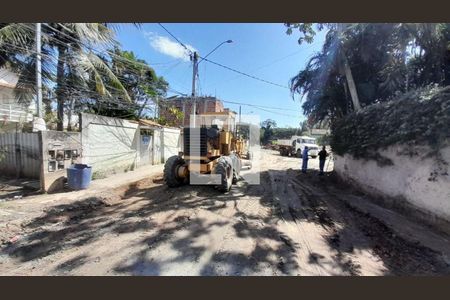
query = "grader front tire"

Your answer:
(164, 156), (187, 188)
